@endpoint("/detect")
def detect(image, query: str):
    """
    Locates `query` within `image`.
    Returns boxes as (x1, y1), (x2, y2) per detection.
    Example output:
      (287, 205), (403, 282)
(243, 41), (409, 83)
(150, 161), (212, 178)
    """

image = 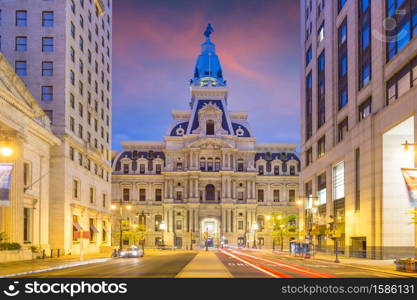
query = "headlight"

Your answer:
(120, 251), (126, 256)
